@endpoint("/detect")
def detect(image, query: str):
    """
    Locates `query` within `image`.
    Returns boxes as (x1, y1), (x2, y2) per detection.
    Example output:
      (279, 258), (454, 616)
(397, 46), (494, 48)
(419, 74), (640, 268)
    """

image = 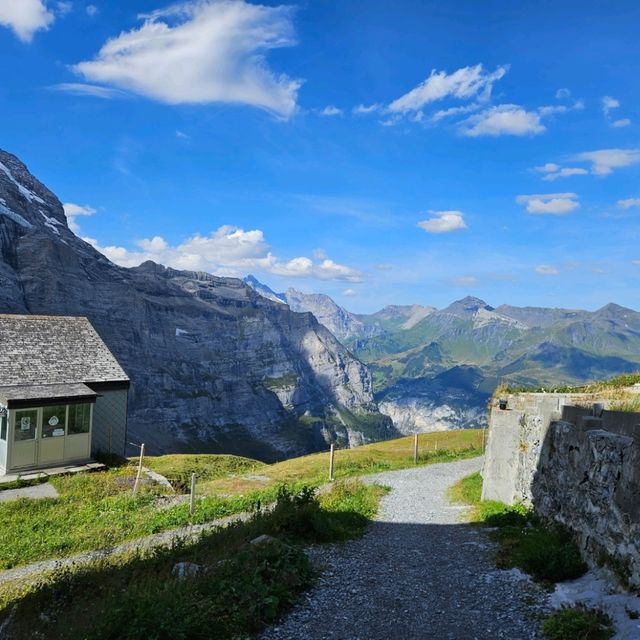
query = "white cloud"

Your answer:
(516, 193), (579, 215)
(342, 288), (357, 297)
(388, 64), (508, 114)
(352, 103), (381, 115)
(0, 0), (55, 42)
(573, 149), (640, 176)
(72, 0), (301, 119)
(535, 265), (559, 276)
(533, 163), (588, 181)
(431, 102), (481, 123)
(618, 198), (640, 209)
(85, 225), (362, 282)
(612, 118), (631, 128)
(175, 130), (190, 140)
(375, 263), (393, 271)
(417, 210), (467, 233)
(86, 4), (98, 17)
(555, 88), (571, 99)
(63, 202), (96, 233)
(320, 105), (342, 117)
(460, 104), (545, 137)
(602, 96), (631, 127)
(534, 163), (560, 174)
(602, 95), (620, 115)
(50, 82), (127, 99)
(56, 2), (72, 16)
